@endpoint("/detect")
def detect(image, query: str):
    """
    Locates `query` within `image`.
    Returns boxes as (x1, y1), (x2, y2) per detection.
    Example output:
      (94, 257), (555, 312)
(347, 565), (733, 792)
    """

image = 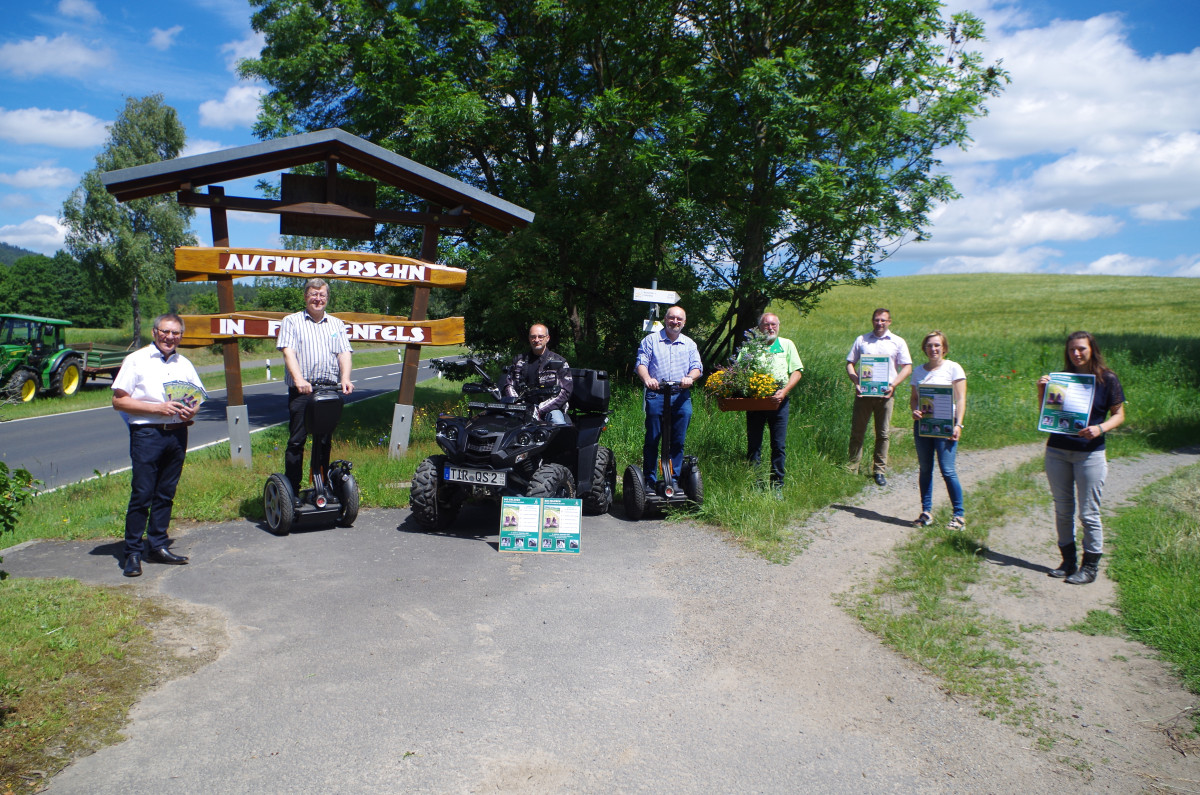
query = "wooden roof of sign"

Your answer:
(100, 127), (534, 233)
